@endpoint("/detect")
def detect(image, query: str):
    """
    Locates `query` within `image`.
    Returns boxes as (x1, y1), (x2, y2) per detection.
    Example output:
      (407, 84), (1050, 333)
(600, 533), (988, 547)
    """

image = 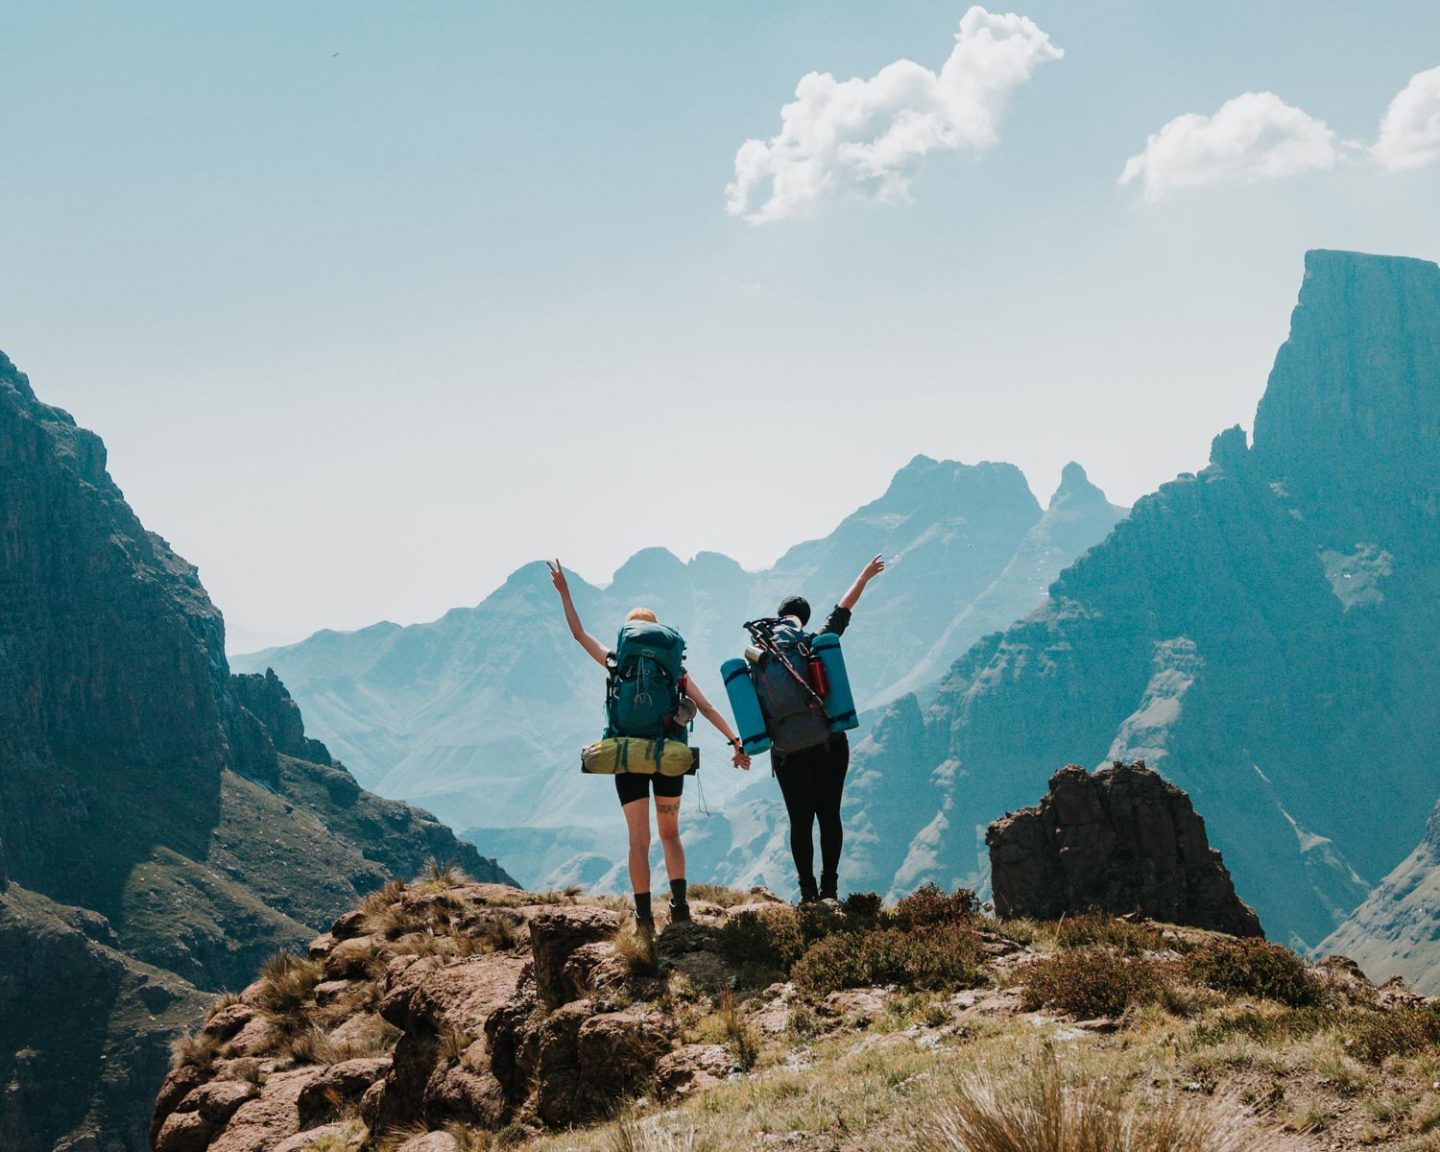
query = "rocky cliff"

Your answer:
(830, 250), (1440, 953)
(0, 352), (514, 1152)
